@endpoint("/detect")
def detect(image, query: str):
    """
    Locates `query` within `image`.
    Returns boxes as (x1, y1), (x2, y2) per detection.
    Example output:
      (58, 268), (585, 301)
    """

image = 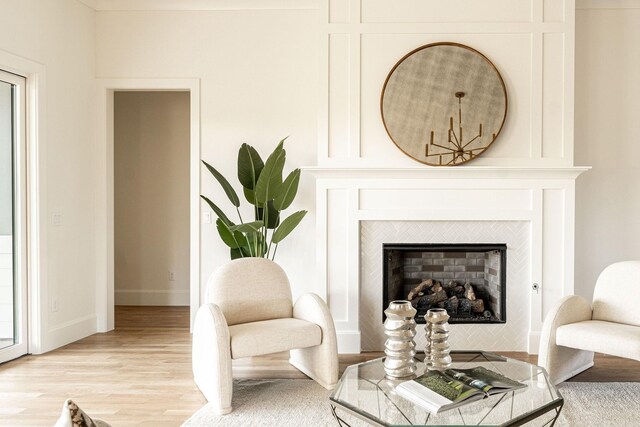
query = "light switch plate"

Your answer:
(51, 213), (63, 226)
